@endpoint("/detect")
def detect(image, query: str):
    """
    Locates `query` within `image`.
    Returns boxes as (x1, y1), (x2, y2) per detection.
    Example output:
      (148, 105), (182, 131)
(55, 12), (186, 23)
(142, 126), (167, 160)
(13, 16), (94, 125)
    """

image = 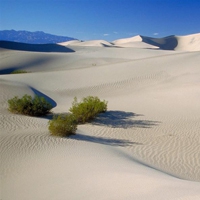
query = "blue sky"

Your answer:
(0, 0), (200, 41)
